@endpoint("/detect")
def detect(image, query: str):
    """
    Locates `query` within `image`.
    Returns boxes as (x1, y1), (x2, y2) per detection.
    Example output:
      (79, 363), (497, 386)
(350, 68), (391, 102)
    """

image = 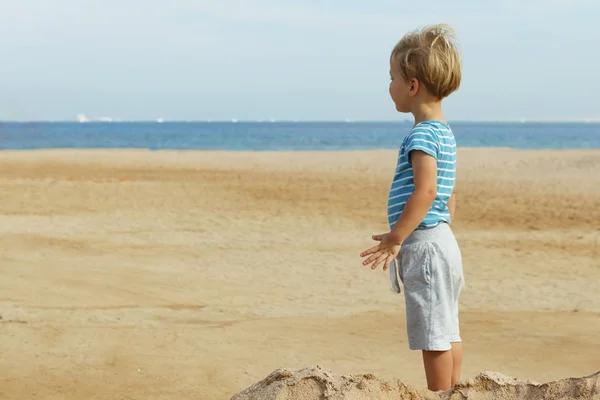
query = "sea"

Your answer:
(0, 121), (599, 151)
